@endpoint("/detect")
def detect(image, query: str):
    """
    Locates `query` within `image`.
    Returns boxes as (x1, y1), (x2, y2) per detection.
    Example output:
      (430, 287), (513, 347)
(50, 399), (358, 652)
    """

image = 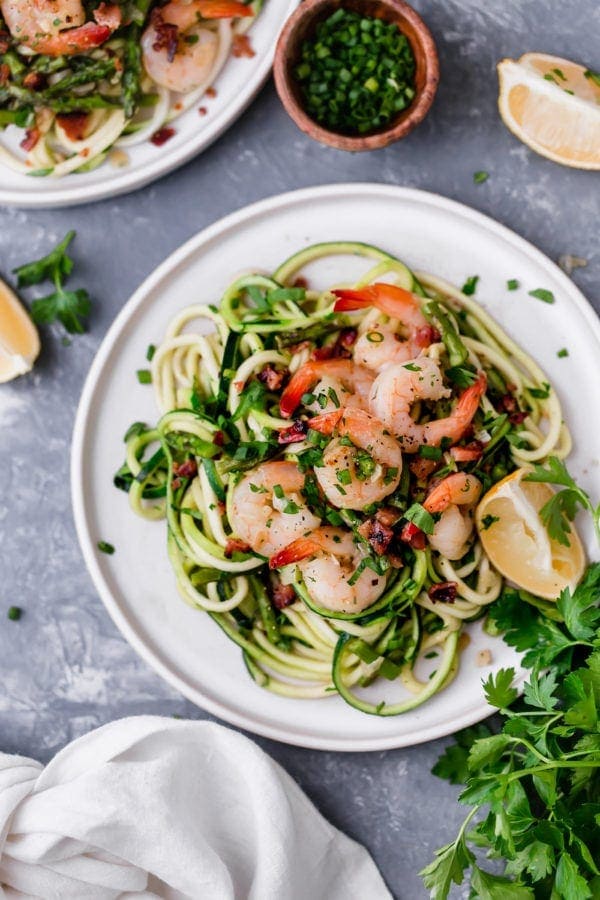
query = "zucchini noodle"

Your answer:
(114, 241), (568, 717)
(0, 1), (263, 177)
